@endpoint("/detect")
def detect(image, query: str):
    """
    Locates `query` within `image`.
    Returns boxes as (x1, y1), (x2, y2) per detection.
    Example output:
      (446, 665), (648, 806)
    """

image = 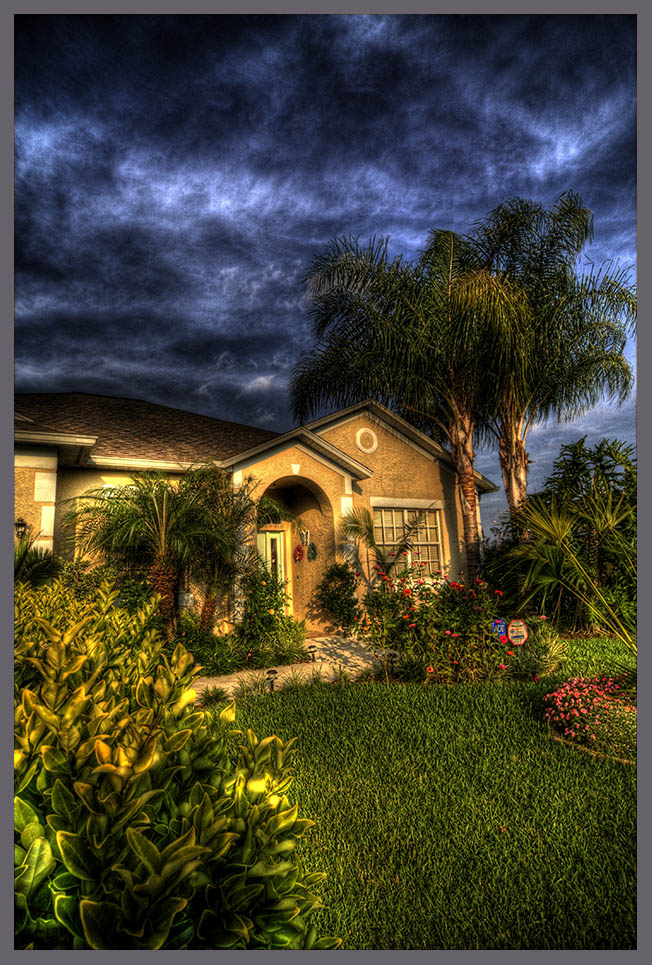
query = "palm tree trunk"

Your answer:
(200, 592), (218, 631)
(449, 411), (482, 582)
(498, 420), (529, 522)
(148, 553), (179, 634)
